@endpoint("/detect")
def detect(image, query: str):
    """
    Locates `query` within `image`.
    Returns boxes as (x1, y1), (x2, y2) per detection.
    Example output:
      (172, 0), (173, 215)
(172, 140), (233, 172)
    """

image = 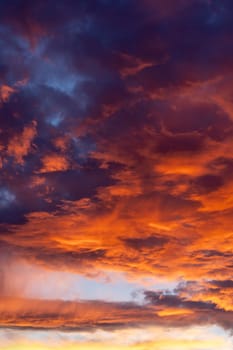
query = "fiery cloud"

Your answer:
(0, 0), (233, 349)
(6, 121), (37, 165)
(0, 293), (233, 332)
